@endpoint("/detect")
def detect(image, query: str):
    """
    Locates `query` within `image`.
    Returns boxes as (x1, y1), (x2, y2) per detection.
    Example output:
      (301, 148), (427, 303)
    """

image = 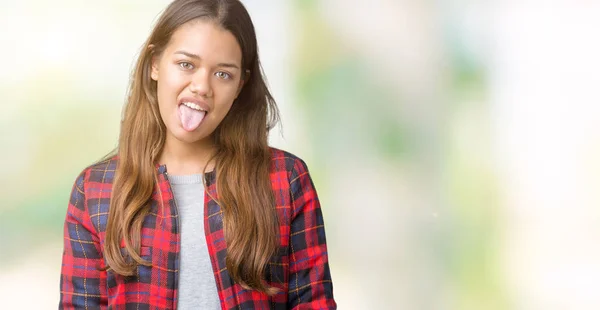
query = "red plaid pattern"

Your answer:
(59, 148), (336, 309)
